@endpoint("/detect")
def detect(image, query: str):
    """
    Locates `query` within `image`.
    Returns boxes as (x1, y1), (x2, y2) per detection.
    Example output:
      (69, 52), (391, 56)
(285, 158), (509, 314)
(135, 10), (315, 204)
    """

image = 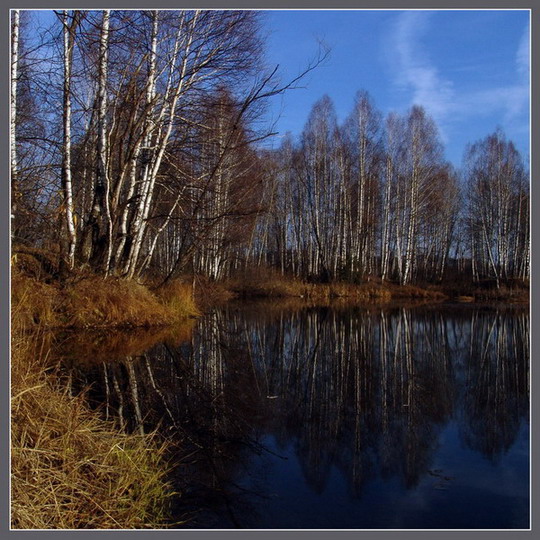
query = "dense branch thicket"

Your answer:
(11, 9), (529, 288)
